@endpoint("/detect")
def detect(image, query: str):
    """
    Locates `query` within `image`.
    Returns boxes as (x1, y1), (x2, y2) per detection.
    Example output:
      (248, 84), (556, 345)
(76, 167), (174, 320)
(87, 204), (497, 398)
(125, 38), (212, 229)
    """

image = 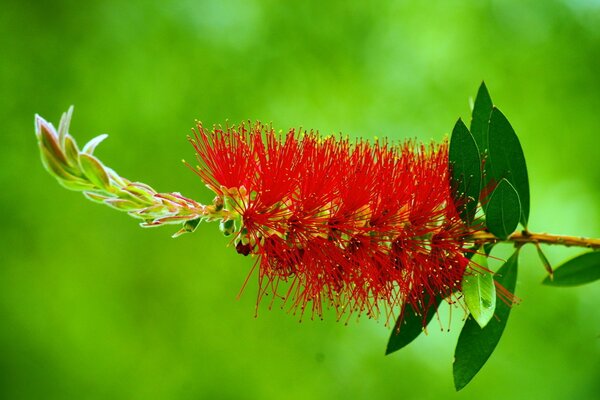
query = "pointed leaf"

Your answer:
(485, 179), (521, 240)
(58, 177), (95, 191)
(486, 107), (530, 226)
(84, 191), (111, 203)
(40, 145), (91, 191)
(104, 198), (140, 211)
(462, 253), (496, 328)
(58, 105), (74, 146)
(38, 118), (68, 165)
(130, 182), (157, 195)
(63, 134), (81, 167)
(83, 134), (109, 155)
(470, 81), (493, 159)
(79, 153), (111, 190)
(105, 167), (129, 187)
(40, 147), (76, 182)
(386, 297), (441, 355)
(453, 250), (519, 391)
(449, 118), (481, 225)
(542, 251), (600, 287)
(122, 185), (154, 201)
